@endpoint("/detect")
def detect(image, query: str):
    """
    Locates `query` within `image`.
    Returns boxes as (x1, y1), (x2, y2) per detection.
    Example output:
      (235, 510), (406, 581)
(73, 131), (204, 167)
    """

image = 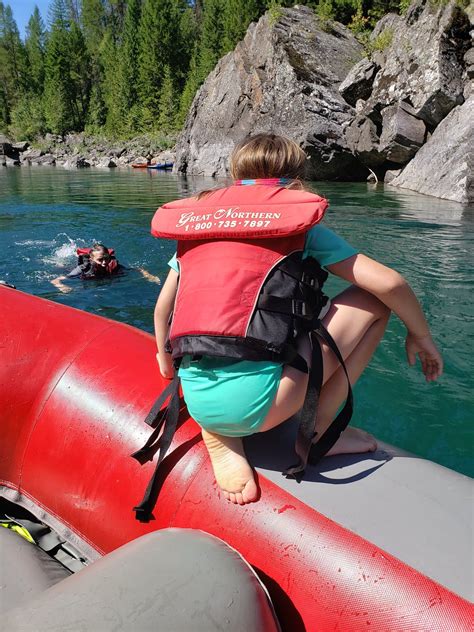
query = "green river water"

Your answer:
(0, 167), (472, 477)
